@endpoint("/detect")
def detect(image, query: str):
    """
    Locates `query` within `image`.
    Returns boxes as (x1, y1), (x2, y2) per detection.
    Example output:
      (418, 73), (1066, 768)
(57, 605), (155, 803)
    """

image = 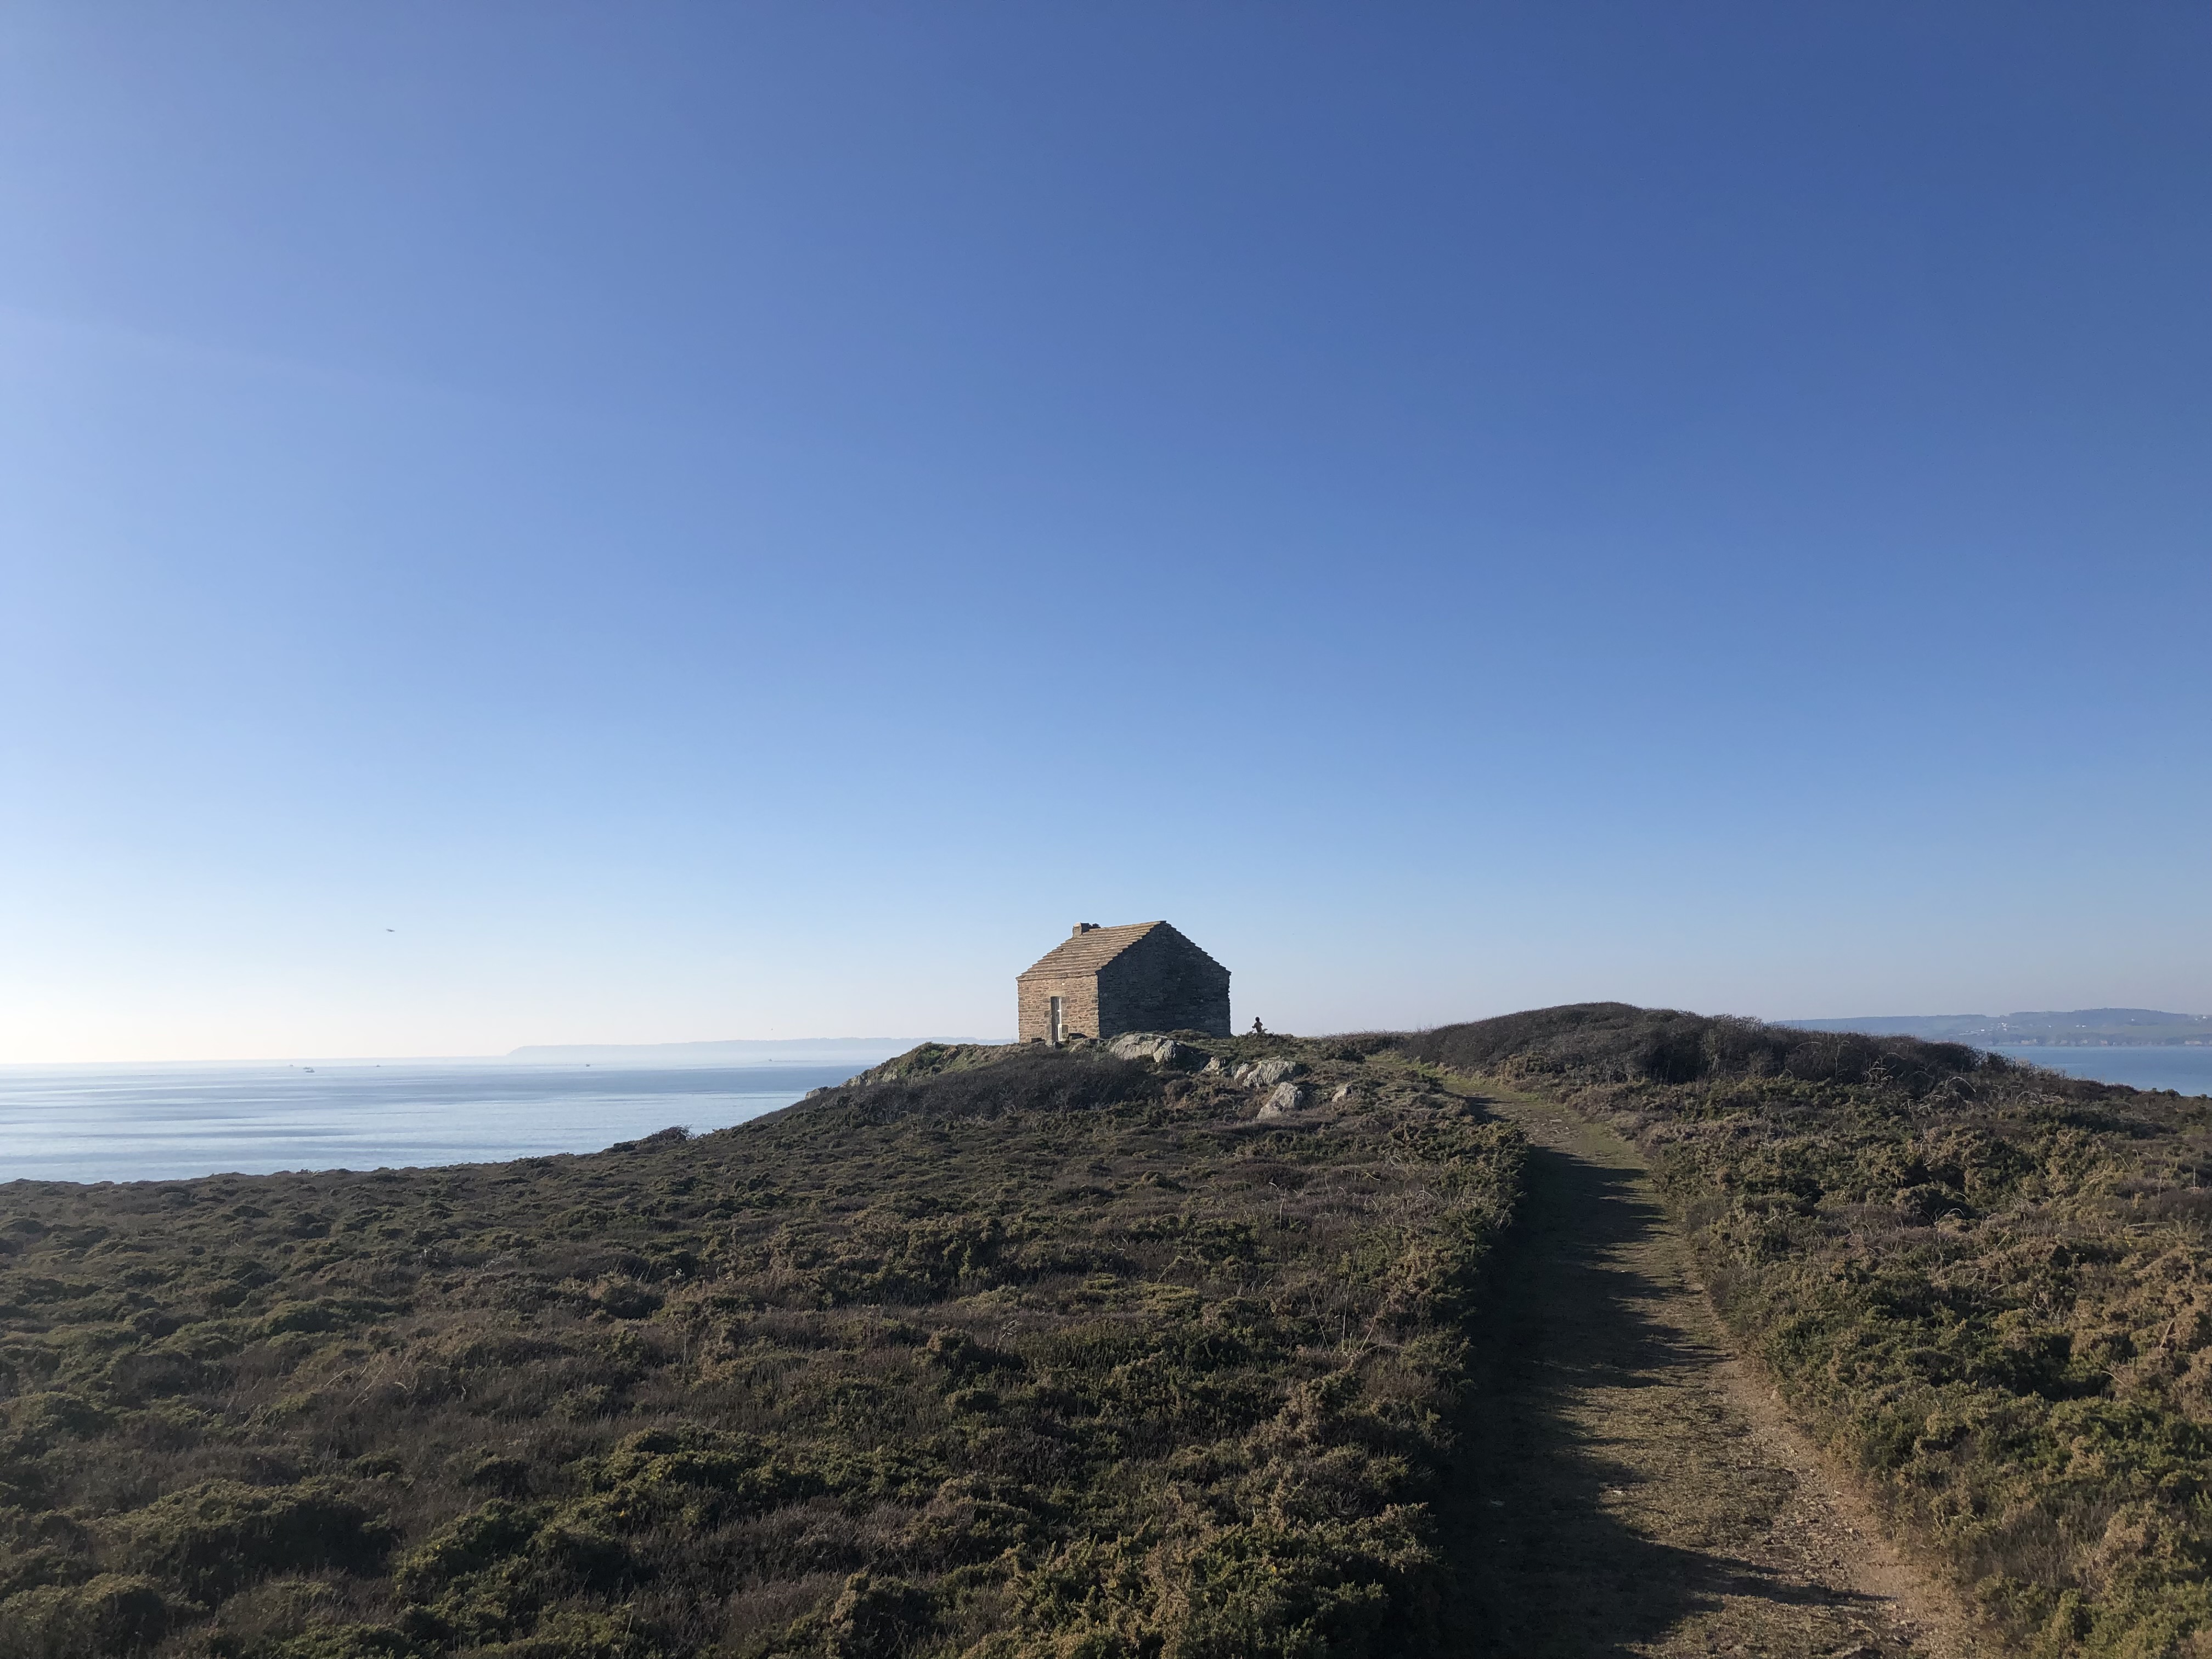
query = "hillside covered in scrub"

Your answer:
(0, 1035), (1521, 1659)
(1405, 1002), (2212, 1659)
(13, 1003), (2212, 1659)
